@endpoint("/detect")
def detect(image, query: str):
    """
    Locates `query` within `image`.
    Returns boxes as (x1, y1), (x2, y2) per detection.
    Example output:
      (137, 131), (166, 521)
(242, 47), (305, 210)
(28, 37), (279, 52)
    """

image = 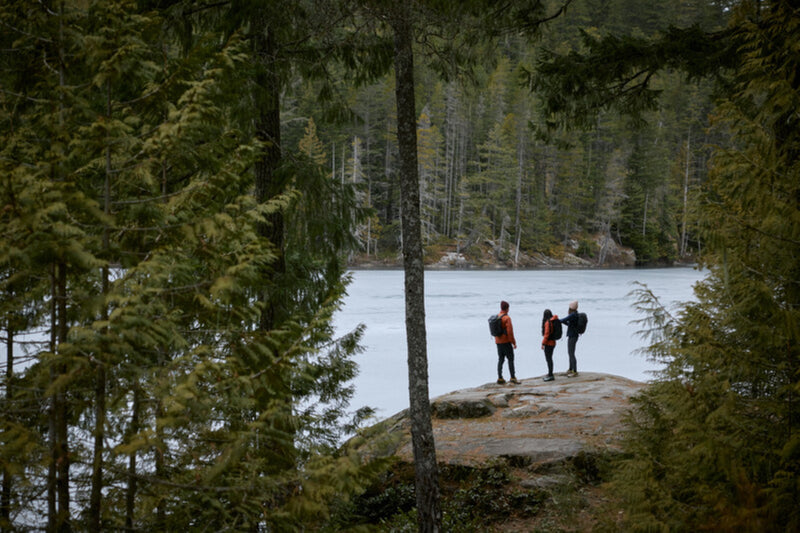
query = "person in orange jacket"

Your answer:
(541, 309), (559, 381)
(494, 300), (519, 384)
